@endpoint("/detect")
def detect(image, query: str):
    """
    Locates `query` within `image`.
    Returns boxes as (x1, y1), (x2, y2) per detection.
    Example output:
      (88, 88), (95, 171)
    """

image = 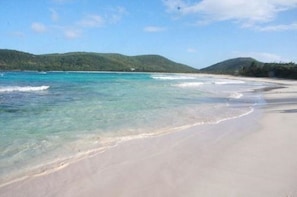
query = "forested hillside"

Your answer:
(239, 61), (297, 79)
(200, 57), (258, 75)
(201, 57), (297, 79)
(0, 49), (198, 73)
